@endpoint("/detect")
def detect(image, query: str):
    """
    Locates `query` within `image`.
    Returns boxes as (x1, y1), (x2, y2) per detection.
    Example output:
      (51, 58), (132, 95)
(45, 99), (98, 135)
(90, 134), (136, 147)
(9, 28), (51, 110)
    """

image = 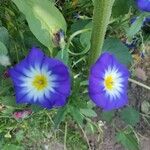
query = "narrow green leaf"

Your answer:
(2, 107), (15, 115)
(69, 106), (83, 125)
(0, 96), (17, 107)
(53, 107), (67, 129)
(116, 128), (139, 150)
(127, 14), (145, 38)
(0, 27), (9, 46)
(55, 48), (69, 65)
(0, 41), (10, 67)
(0, 41), (8, 55)
(80, 108), (97, 117)
(80, 22), (92, 51)
(85, 122), (97, 134)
